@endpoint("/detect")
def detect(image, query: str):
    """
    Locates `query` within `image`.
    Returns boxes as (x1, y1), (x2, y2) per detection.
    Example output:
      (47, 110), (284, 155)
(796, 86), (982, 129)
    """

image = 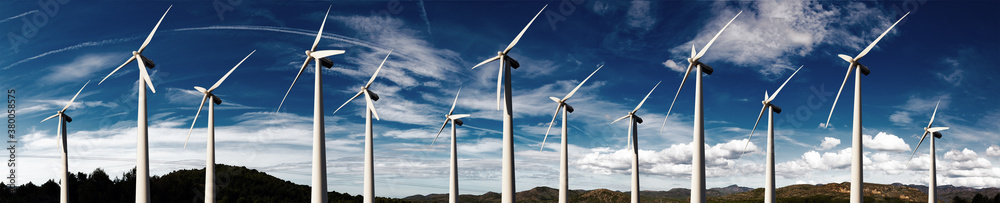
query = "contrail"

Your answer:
(1, 37), (137, 70)
(417, 0), (432, 34)
(0, 10), (38, 24)
(173, 25), (422, 62)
